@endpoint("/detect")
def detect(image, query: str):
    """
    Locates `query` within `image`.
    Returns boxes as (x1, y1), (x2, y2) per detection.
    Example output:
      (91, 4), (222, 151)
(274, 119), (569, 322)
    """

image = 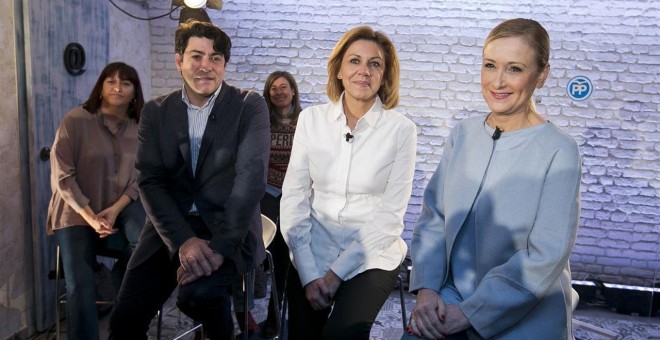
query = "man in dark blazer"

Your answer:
(109, 20), (269, 339)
